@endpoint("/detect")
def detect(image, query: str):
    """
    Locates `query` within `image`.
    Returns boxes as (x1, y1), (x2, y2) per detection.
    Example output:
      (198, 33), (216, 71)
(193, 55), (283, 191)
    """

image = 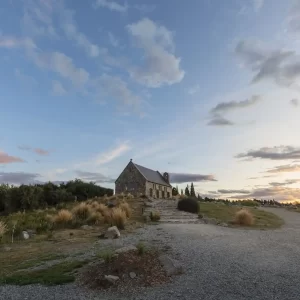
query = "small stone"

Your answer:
(104, 275), (119, 284)
(115, 245), (137, 254)
(104, 226), (120, 239)
(21, 231), (30, 240)
(129, 272), (136, 279)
